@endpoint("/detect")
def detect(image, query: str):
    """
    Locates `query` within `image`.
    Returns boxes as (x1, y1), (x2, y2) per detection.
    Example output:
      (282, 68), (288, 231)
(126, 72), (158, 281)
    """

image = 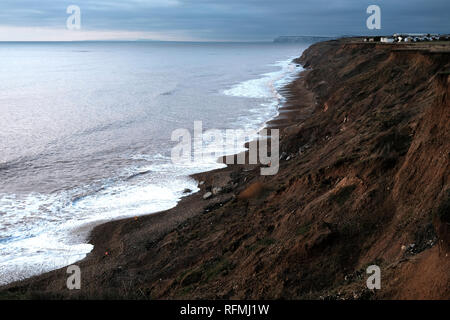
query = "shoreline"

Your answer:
(1, 38), (449, 299)
(0, 50), (313, 295)
(0, 52), (305, 288)
(83, 56), (312, 272)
